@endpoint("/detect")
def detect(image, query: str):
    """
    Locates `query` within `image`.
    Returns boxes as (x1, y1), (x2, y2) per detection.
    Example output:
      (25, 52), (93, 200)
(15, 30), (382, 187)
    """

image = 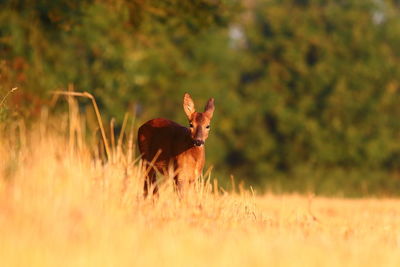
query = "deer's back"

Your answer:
(138, 118), (192, 170)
